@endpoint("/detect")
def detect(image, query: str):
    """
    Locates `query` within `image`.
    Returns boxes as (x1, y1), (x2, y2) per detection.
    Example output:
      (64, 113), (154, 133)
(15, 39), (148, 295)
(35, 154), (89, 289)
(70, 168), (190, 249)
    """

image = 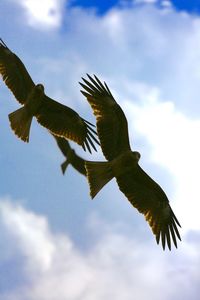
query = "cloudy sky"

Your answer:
(1, 0), (200, 299)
